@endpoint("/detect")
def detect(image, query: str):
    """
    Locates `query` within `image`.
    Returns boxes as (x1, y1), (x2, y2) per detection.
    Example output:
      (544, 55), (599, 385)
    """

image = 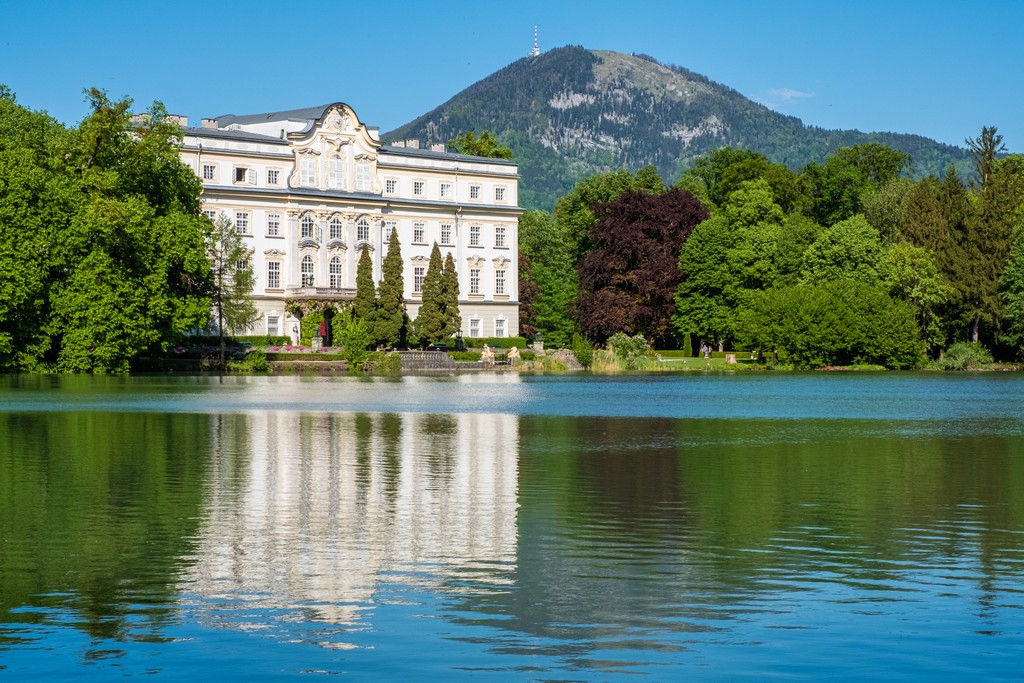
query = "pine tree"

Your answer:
(441, 252), (461, 337)
(414, 243), (446, 345)
(353, 246), (376, 329)
(376, 229), (406, 347)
